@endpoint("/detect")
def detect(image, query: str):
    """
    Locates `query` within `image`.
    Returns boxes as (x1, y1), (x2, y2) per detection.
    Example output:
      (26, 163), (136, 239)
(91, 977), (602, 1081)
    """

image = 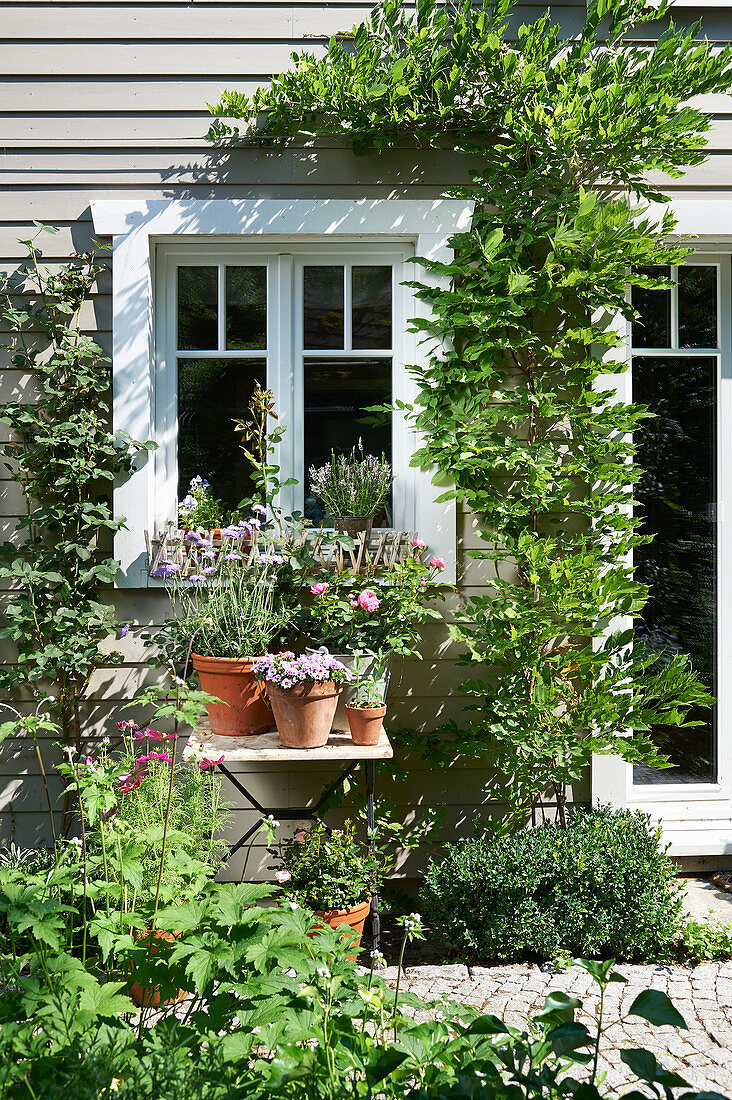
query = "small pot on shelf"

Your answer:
(266, 680), (342, 749)
(192, 653), (272, 737)
(333, 515), (374, 540)
(345, 703), (386, 746)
